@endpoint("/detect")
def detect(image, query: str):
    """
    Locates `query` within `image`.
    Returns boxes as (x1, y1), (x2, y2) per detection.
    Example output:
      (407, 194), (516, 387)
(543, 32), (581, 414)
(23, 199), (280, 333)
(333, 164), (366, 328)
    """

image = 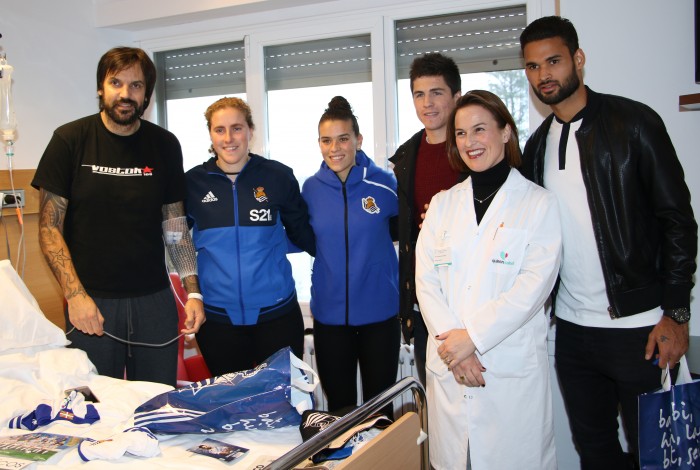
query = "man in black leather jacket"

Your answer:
(520, 16), (697, 470)
(389, 53), (463, 386)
